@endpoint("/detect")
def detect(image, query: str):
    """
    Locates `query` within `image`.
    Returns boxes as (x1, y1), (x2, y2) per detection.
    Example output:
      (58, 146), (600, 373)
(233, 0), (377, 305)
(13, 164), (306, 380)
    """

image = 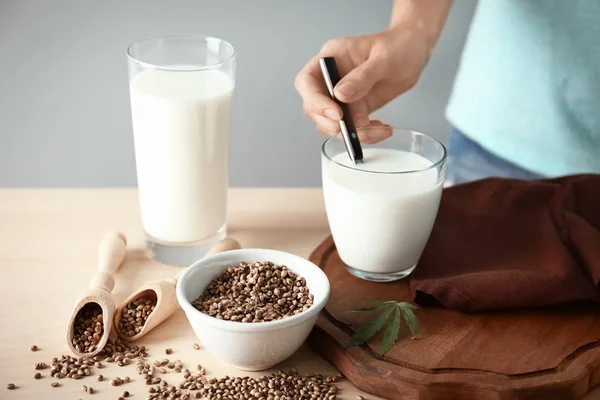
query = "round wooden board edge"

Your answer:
(307, 235), (600, 400)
